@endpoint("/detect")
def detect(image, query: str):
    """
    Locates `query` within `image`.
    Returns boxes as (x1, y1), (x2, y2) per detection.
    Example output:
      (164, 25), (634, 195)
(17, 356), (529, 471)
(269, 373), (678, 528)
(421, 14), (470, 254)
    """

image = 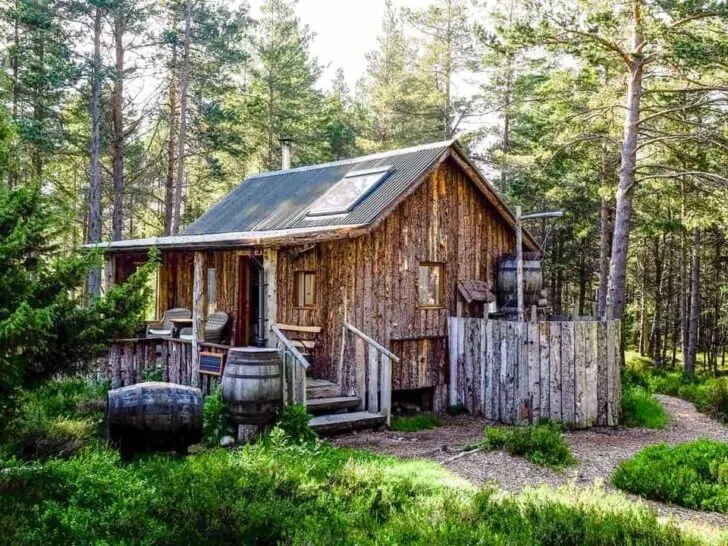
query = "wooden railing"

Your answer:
(100, 338), (229, 395)
(270, 324), (310, 406)
(341, 322), (399, 426)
